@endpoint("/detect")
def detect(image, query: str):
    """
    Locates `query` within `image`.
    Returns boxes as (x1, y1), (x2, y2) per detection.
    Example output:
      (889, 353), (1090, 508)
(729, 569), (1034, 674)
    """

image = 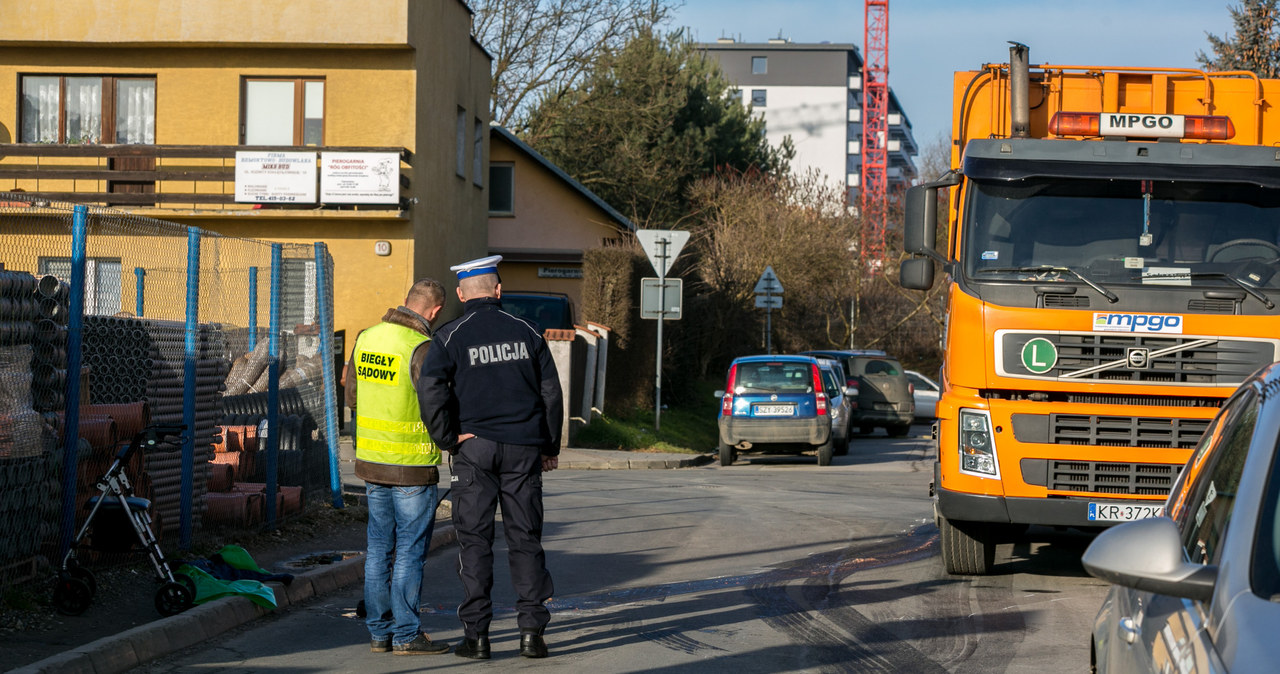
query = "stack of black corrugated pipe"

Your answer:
(0, 270), (63, 567)
(83, 316), (152, 405)
(221, 386), (327, 505)
(81, 315), (228, 537)
(31, 275), (70, 419)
